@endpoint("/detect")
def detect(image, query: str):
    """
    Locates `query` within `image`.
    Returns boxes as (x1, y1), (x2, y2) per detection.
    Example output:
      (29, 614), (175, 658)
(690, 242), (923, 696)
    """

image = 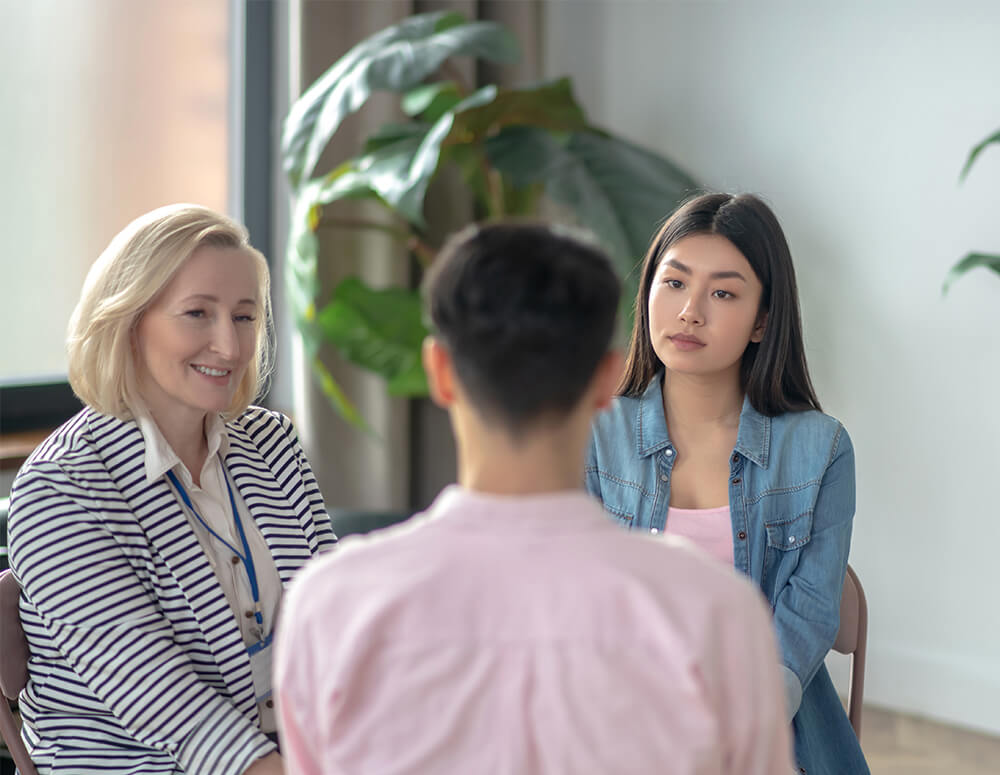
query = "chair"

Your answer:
(832, 564), (867, 740)
(0, 569), (36, 775)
